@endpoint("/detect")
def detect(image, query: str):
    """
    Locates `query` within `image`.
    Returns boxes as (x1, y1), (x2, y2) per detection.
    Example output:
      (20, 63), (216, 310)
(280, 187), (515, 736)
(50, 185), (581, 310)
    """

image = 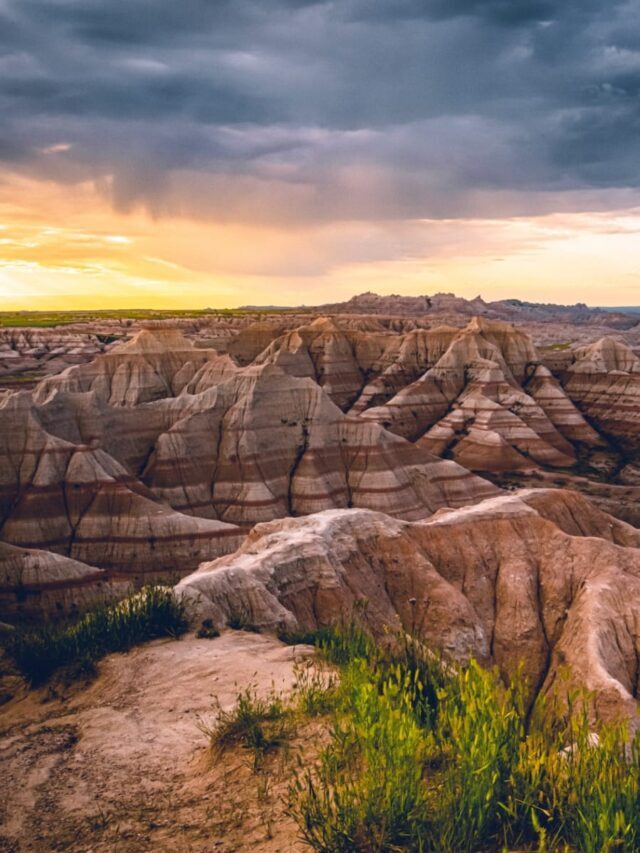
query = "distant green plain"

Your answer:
(0, 308), (290, 328)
